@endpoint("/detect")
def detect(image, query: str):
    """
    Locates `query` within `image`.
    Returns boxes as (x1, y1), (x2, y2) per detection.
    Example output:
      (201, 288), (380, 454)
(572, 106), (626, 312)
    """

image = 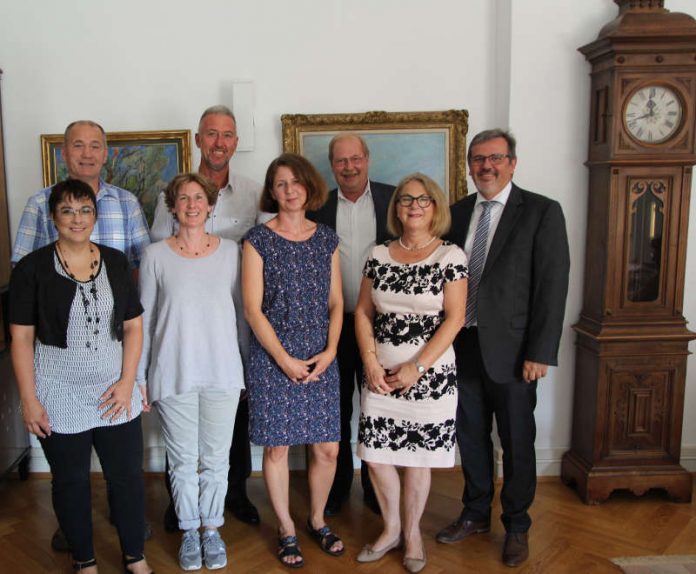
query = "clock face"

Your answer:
(624, 85), (683, 144)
